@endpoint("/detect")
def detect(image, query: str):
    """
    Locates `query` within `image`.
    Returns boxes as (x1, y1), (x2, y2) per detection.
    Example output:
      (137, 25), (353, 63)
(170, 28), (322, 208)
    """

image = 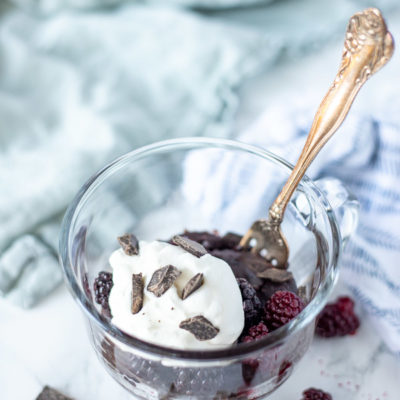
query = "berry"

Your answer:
(242, 358), (259, 385)
(94, 271), (113, 310)
(301, 388), (332, 400)
(316, 296), (360, 337)
(241, 322), (268, 343)
(277, 360), (292, 383)
(264, 290), (305, 330)
(236, 278), (263, 327)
